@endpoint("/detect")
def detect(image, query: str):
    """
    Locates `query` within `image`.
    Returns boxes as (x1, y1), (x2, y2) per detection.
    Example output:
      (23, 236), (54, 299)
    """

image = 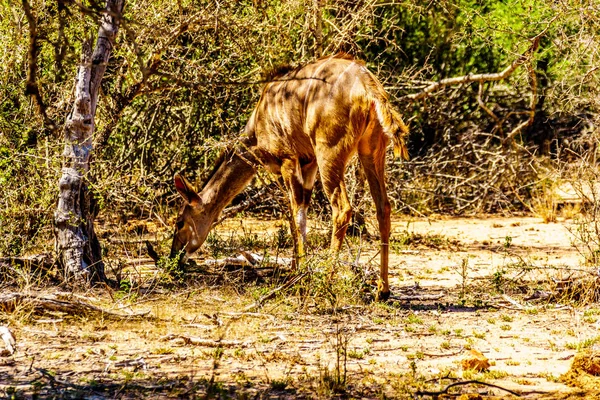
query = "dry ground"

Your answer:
(1, 215), (600, 399)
